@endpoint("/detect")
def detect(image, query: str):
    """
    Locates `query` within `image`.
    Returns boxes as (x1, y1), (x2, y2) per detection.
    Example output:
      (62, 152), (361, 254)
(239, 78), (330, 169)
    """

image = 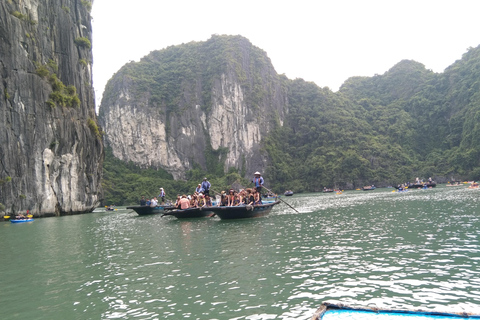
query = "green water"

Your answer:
(1, 187), (480, 319)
